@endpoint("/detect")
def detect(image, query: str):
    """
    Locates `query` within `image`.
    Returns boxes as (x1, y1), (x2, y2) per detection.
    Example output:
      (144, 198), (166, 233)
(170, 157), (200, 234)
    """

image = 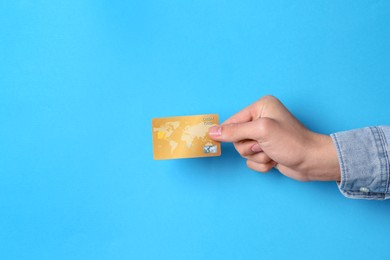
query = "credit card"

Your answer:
(152, 114), (221, 160)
